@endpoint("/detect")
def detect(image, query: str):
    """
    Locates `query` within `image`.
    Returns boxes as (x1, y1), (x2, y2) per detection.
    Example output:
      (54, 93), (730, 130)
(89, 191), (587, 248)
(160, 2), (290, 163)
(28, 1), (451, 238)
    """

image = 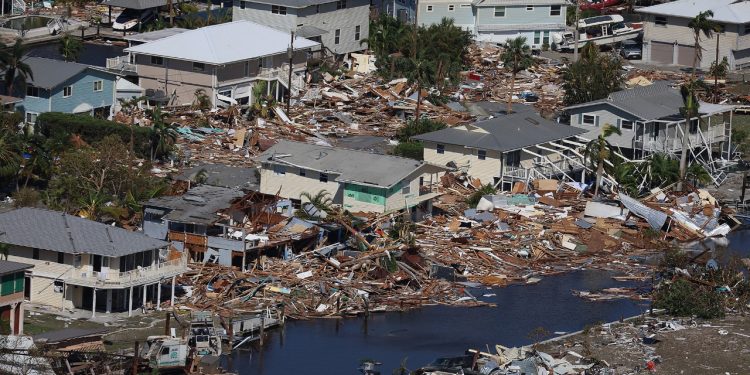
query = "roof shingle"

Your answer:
(0, 208), (168, 257)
